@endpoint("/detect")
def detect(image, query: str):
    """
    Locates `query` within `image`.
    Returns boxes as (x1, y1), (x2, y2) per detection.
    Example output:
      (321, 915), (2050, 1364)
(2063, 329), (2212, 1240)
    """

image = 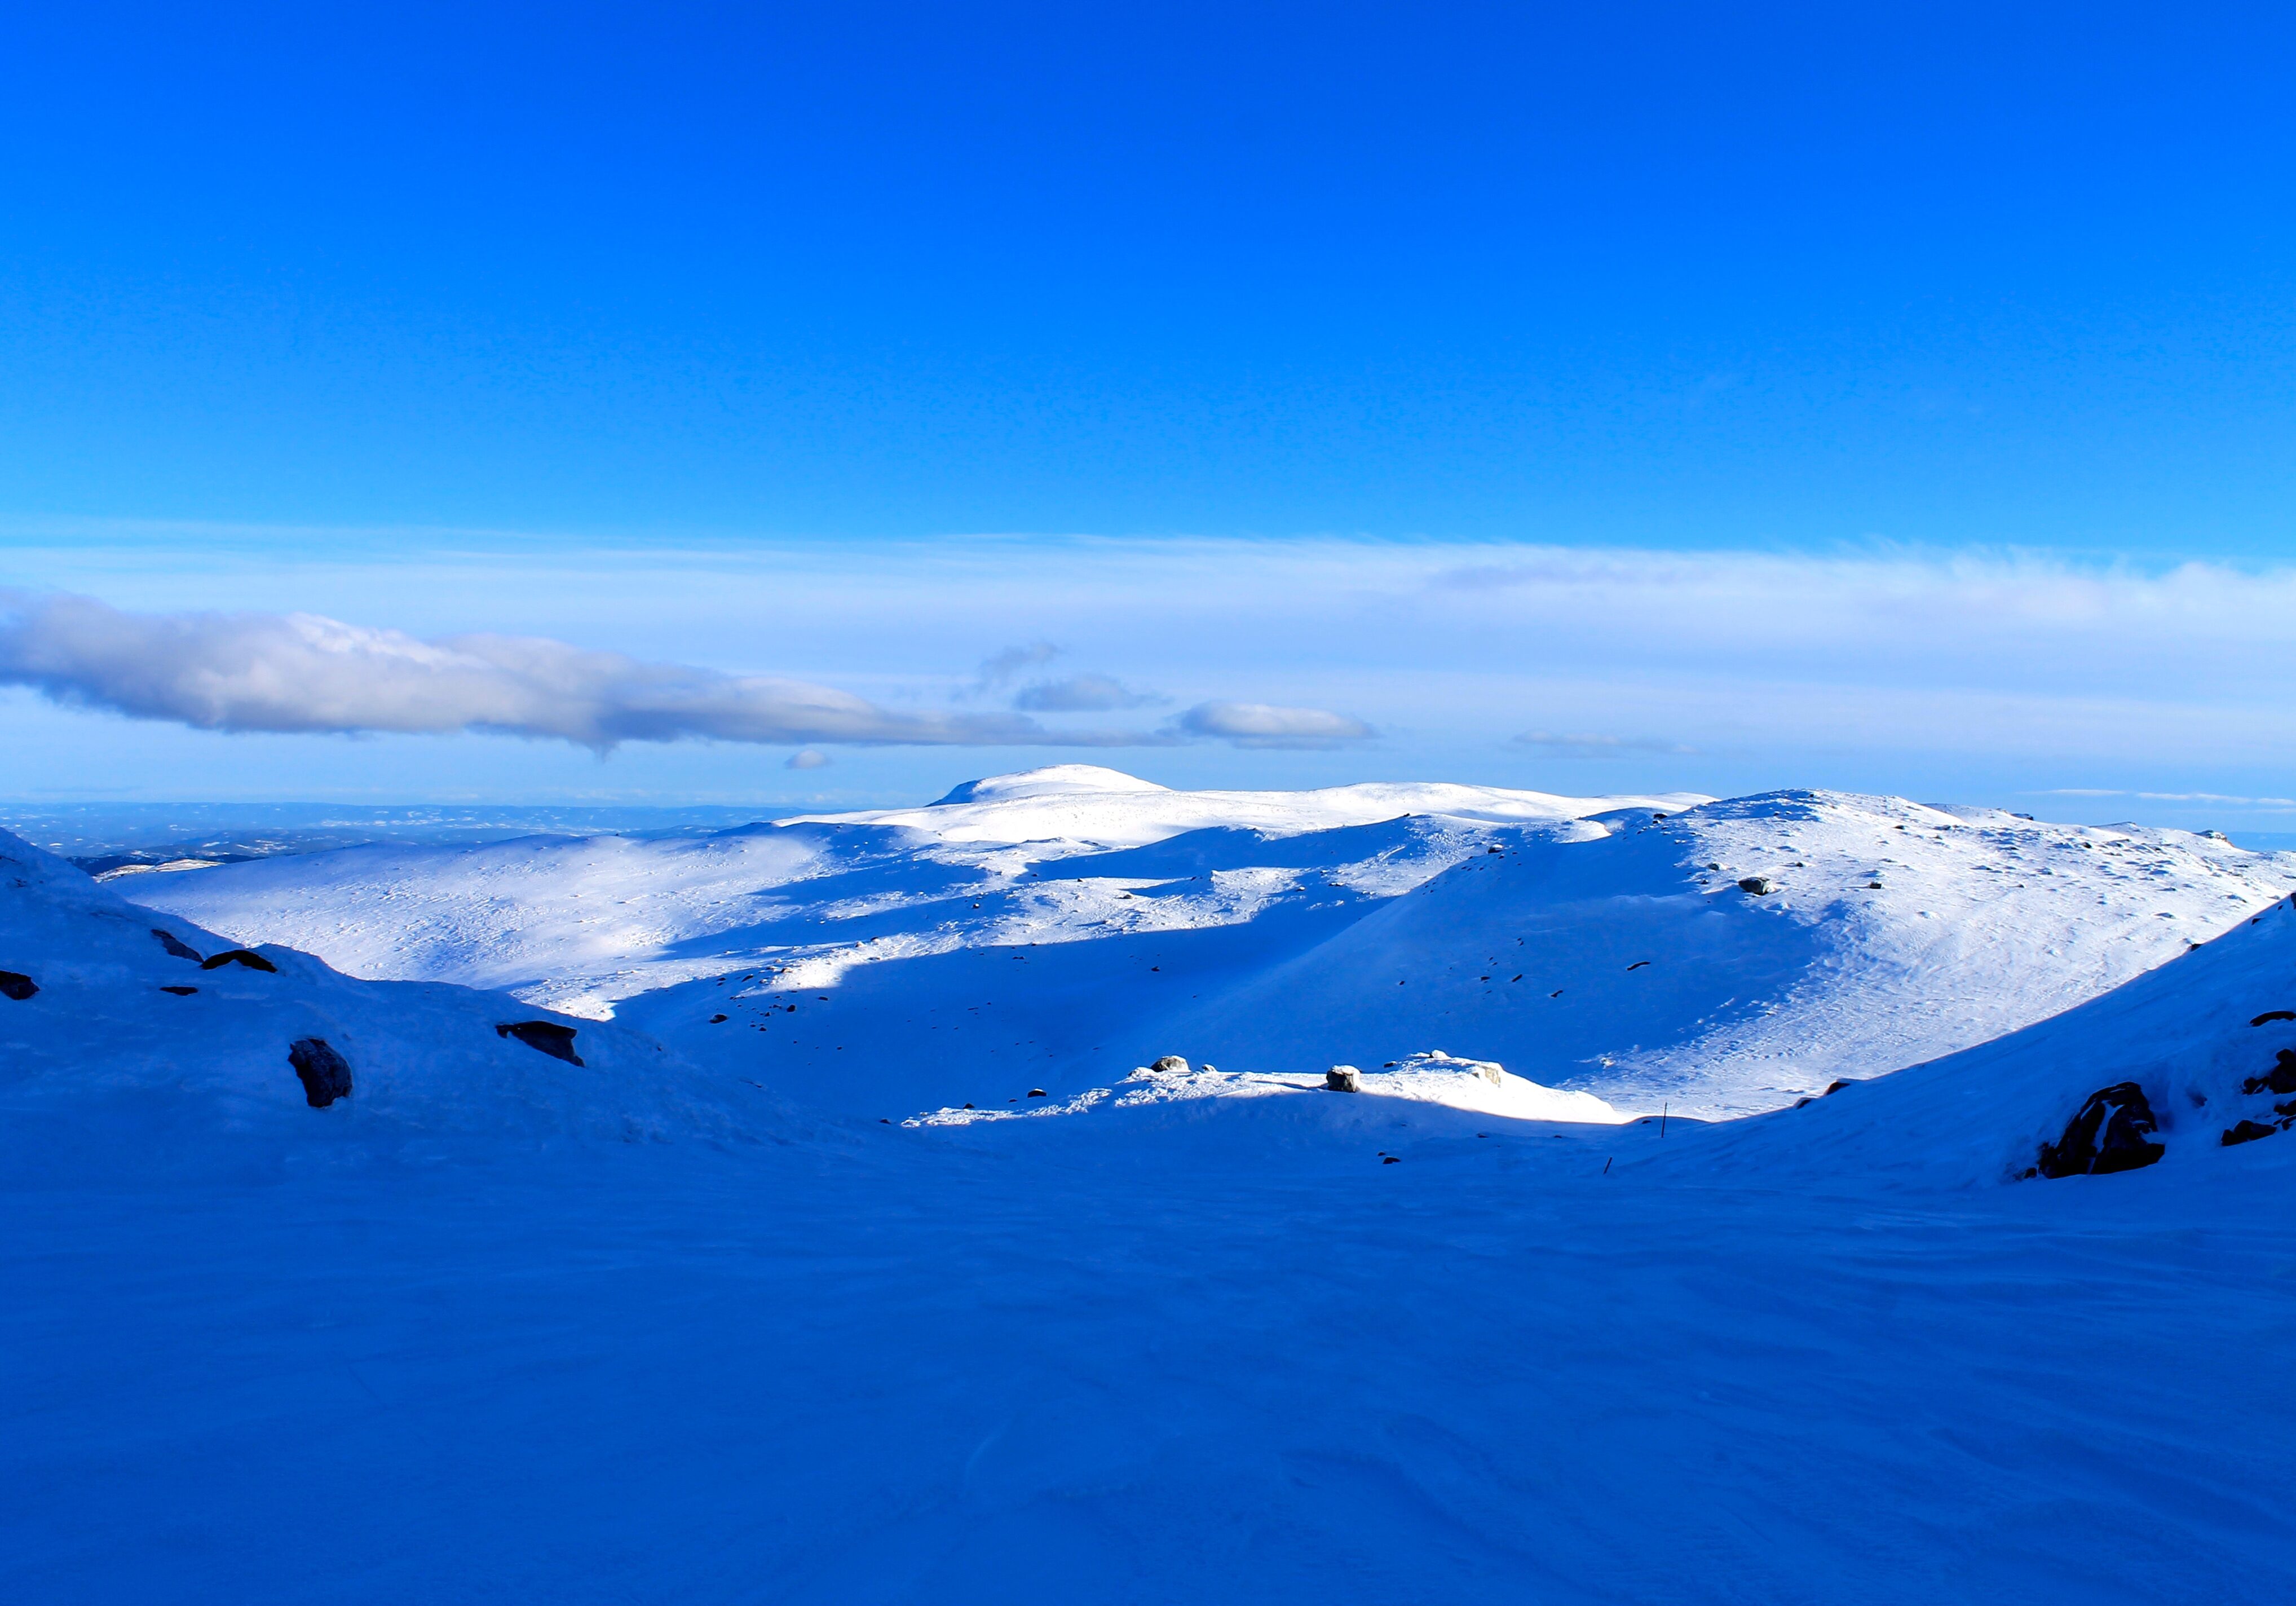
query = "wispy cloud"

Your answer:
(2030, 788), (2296, 808)
(1175, 701), (1374, 749)
(962, 641), (1062, 699)
(1515, 730), (1696, 756)
(785, 749), (831, 770)
(1014, 673), (1163, 712)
